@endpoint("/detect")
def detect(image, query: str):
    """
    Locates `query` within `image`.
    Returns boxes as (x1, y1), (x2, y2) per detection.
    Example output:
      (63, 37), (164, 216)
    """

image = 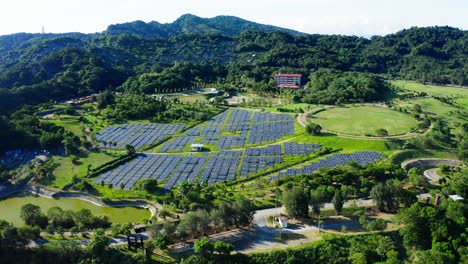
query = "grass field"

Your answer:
(49, 151), (122, 189)
(393, 81), (468, 97)
(393, 81), (468, 107)
(310, 106), (418, 136)
(397, 97), (457, 116)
